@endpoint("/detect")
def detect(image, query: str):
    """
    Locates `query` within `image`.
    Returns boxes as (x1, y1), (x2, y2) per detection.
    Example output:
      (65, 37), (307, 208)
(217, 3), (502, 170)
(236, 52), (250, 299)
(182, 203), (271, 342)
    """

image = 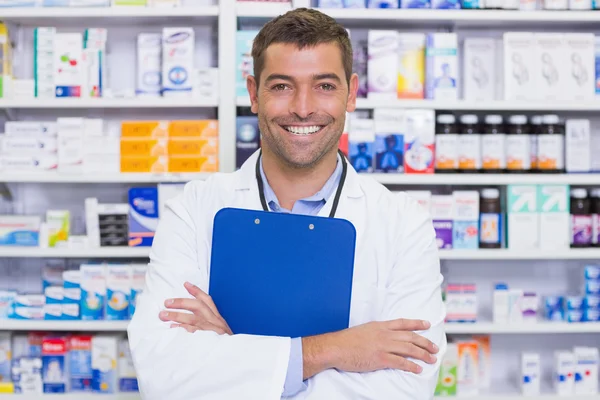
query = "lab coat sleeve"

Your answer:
(127, 183), (291, 400)
(305, 193), (446, 400)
